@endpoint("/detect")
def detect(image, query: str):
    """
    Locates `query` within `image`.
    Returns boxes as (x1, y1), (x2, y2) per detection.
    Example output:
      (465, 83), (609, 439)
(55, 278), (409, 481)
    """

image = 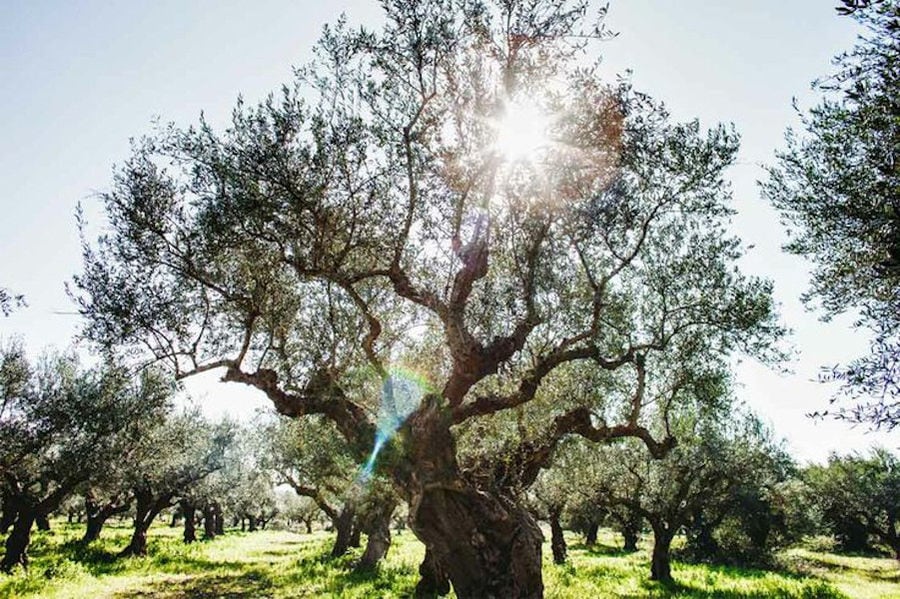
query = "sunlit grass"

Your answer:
(0, 521), (896, 598)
